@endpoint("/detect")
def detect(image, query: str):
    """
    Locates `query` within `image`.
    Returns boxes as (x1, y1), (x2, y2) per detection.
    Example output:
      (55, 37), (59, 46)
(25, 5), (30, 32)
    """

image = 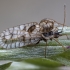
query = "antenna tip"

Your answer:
(64, 4), (66, 7)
